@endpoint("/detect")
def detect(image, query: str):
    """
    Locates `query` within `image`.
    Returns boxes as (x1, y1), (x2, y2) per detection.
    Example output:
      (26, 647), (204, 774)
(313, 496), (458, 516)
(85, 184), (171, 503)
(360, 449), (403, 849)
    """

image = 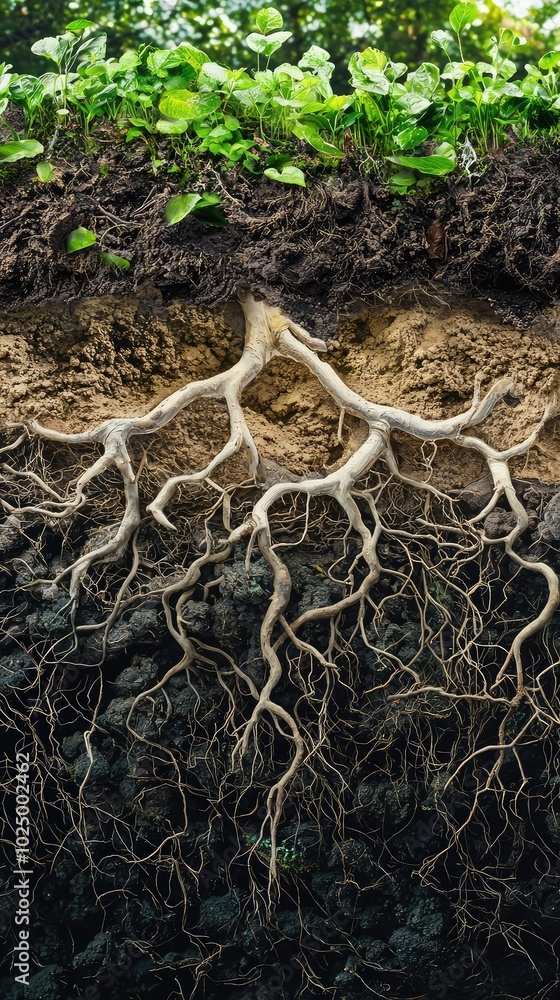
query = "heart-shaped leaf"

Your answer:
(264, 165), (306, 187)
(246, 31), (292, 57)
(30, 36), (69, 64)
(65, 227), (96, 253)
(449, 3), (479, 35)
(255, 7), (284, 34)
